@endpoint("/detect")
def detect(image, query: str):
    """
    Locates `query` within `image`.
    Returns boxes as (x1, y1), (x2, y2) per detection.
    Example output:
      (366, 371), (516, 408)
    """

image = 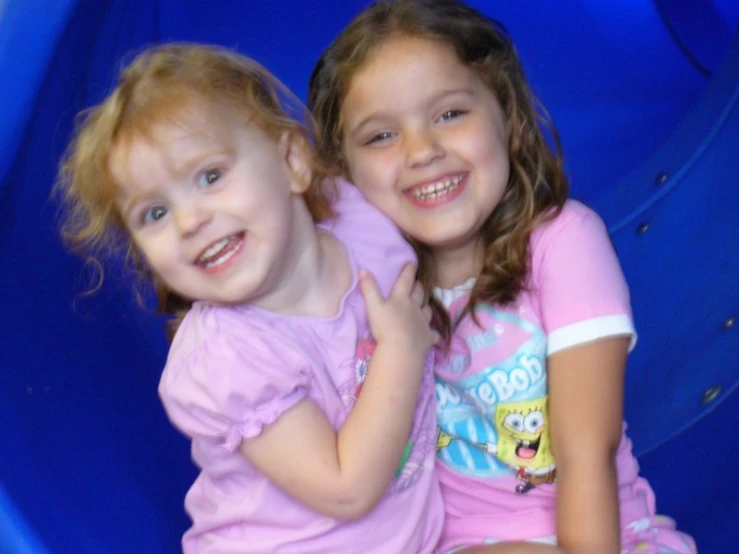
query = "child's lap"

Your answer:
(443, 515), (696, 554)
(620, 515), (696, 553)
